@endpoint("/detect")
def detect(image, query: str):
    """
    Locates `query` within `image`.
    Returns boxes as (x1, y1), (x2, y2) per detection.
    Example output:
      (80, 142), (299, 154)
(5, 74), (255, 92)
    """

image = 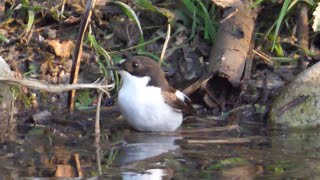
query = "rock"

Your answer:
(269, 61), (320, 129)
(0, 56), (17, 143)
